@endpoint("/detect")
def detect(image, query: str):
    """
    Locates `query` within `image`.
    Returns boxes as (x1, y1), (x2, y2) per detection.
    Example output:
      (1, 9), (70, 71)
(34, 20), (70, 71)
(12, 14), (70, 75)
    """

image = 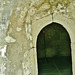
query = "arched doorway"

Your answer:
(36, 22), (72, 75)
